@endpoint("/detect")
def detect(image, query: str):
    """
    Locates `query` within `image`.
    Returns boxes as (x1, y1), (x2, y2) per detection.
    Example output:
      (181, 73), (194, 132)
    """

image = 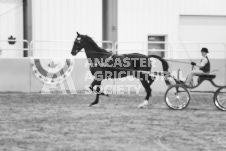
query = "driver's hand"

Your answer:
(191, 62), (196, 66)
